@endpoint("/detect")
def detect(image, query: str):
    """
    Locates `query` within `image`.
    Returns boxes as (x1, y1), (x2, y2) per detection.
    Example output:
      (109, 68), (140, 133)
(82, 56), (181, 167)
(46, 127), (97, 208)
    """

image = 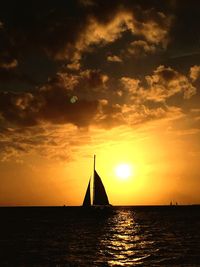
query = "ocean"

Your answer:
(0, 206), (200, 266)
